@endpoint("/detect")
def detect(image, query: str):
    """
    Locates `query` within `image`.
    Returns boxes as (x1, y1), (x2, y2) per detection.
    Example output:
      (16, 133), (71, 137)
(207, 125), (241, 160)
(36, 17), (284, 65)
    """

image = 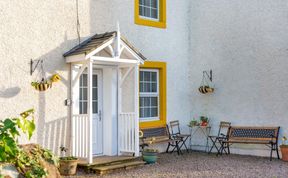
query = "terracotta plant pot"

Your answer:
(201, 121), (208, 126)
(59, 159), (78, 176)
(280, 145), (288, 161)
